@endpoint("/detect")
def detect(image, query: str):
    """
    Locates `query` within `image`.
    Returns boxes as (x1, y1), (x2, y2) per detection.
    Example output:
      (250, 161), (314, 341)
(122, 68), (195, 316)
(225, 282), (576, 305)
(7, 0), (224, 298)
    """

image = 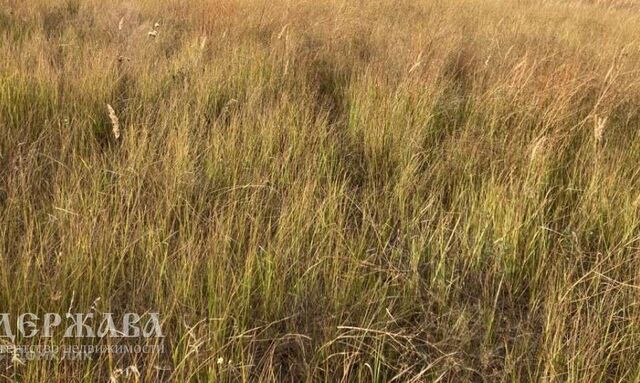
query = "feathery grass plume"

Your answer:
(107, 104), (120, 140)
(594, 114), (607, 147)
(118, 17), (124, 31)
